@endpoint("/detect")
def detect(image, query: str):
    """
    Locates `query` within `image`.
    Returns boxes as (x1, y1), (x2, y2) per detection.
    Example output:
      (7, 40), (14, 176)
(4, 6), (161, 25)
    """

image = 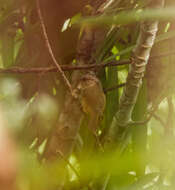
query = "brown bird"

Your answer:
(77, 73), (106, 135)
